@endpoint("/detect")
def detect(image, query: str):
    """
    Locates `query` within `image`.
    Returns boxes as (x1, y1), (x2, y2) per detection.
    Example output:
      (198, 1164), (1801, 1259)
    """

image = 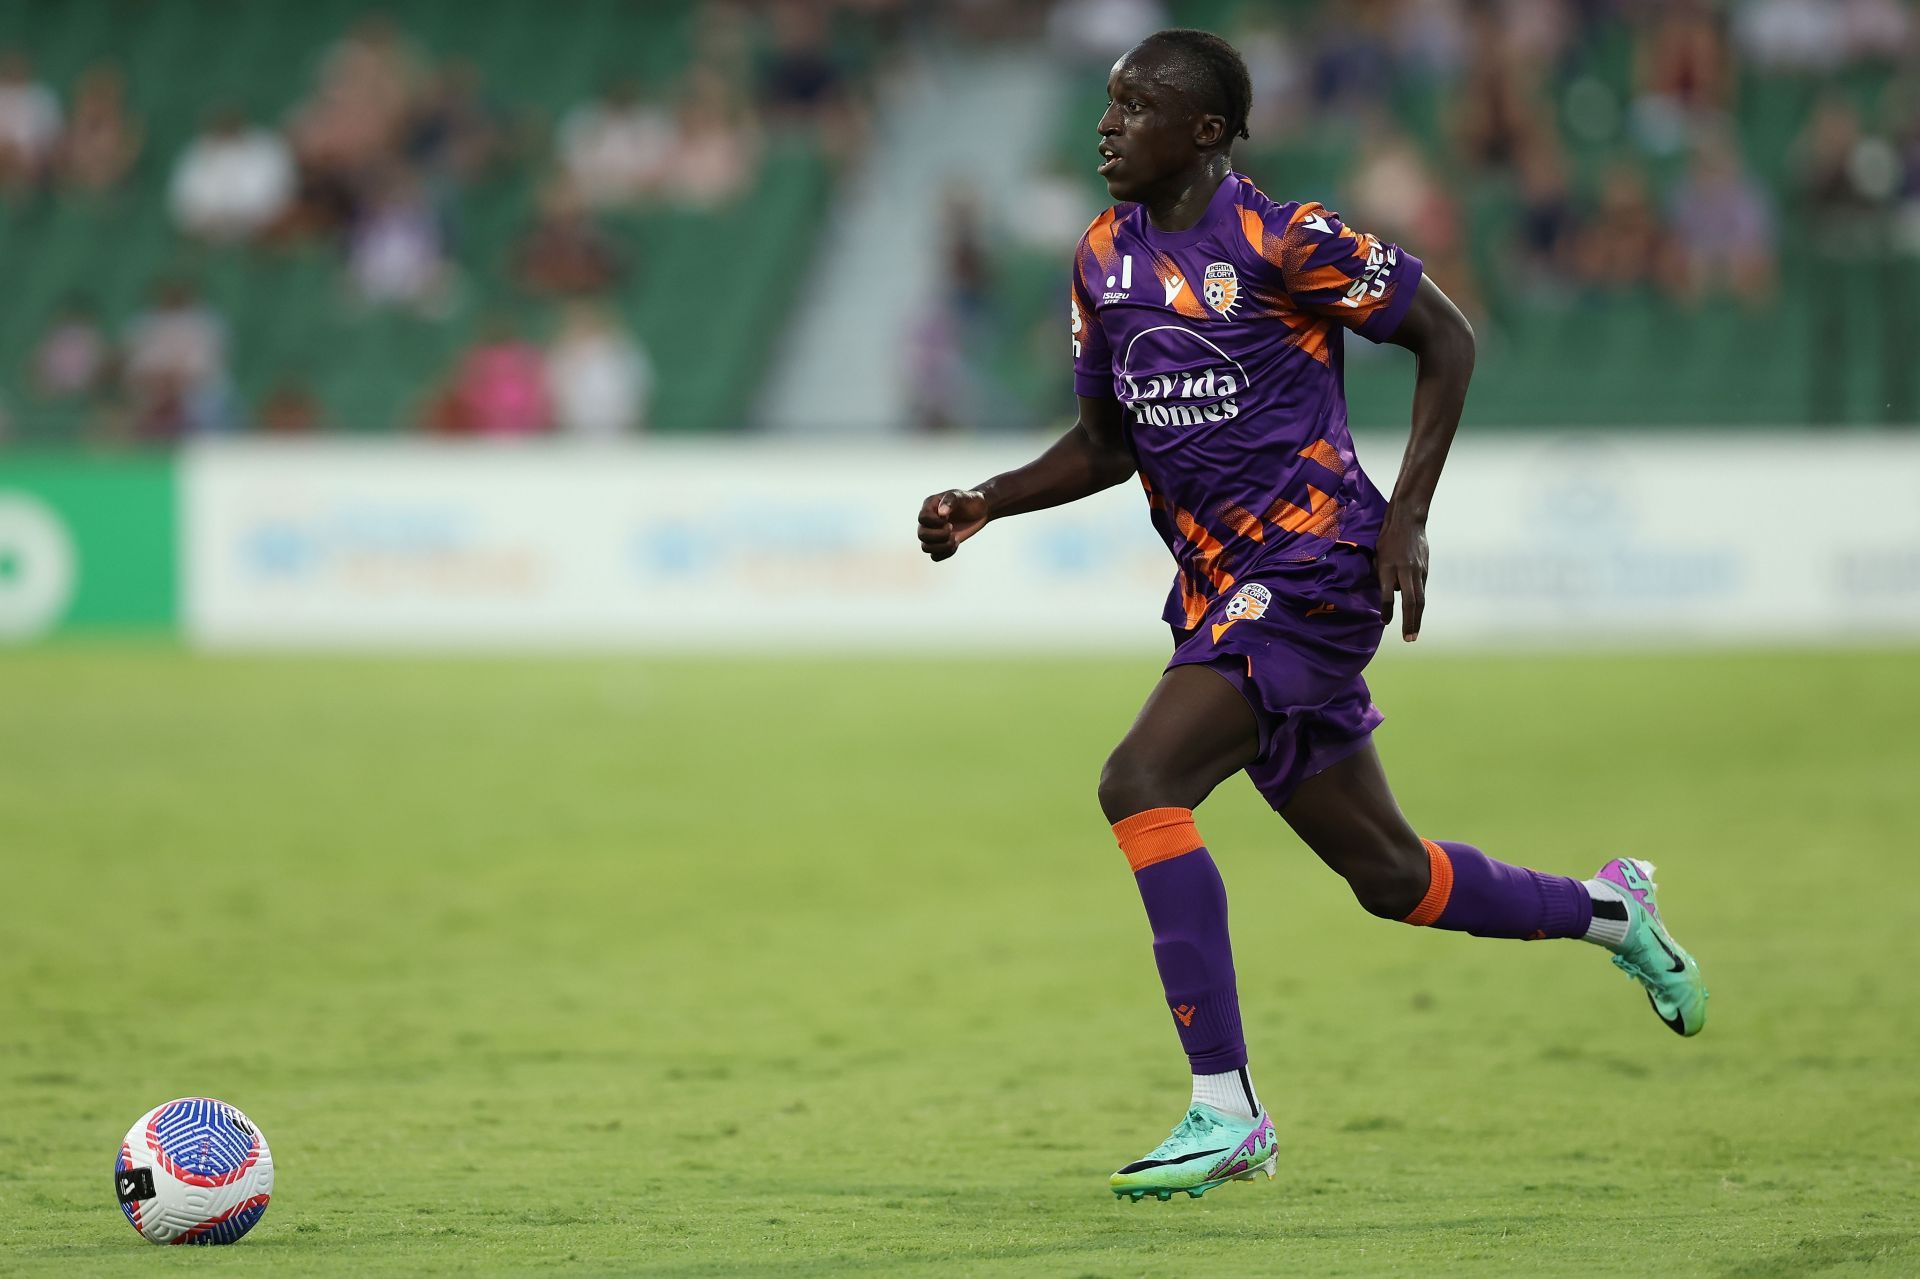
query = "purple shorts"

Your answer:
(1168, 546), (1385, 810)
